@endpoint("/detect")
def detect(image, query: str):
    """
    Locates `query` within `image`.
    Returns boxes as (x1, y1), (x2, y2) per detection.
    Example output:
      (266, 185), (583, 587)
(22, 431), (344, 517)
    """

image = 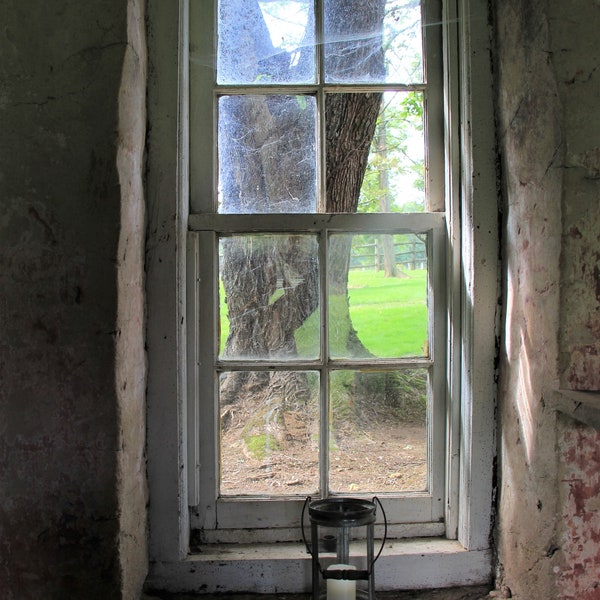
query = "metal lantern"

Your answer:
(302, 497), (387, 600)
